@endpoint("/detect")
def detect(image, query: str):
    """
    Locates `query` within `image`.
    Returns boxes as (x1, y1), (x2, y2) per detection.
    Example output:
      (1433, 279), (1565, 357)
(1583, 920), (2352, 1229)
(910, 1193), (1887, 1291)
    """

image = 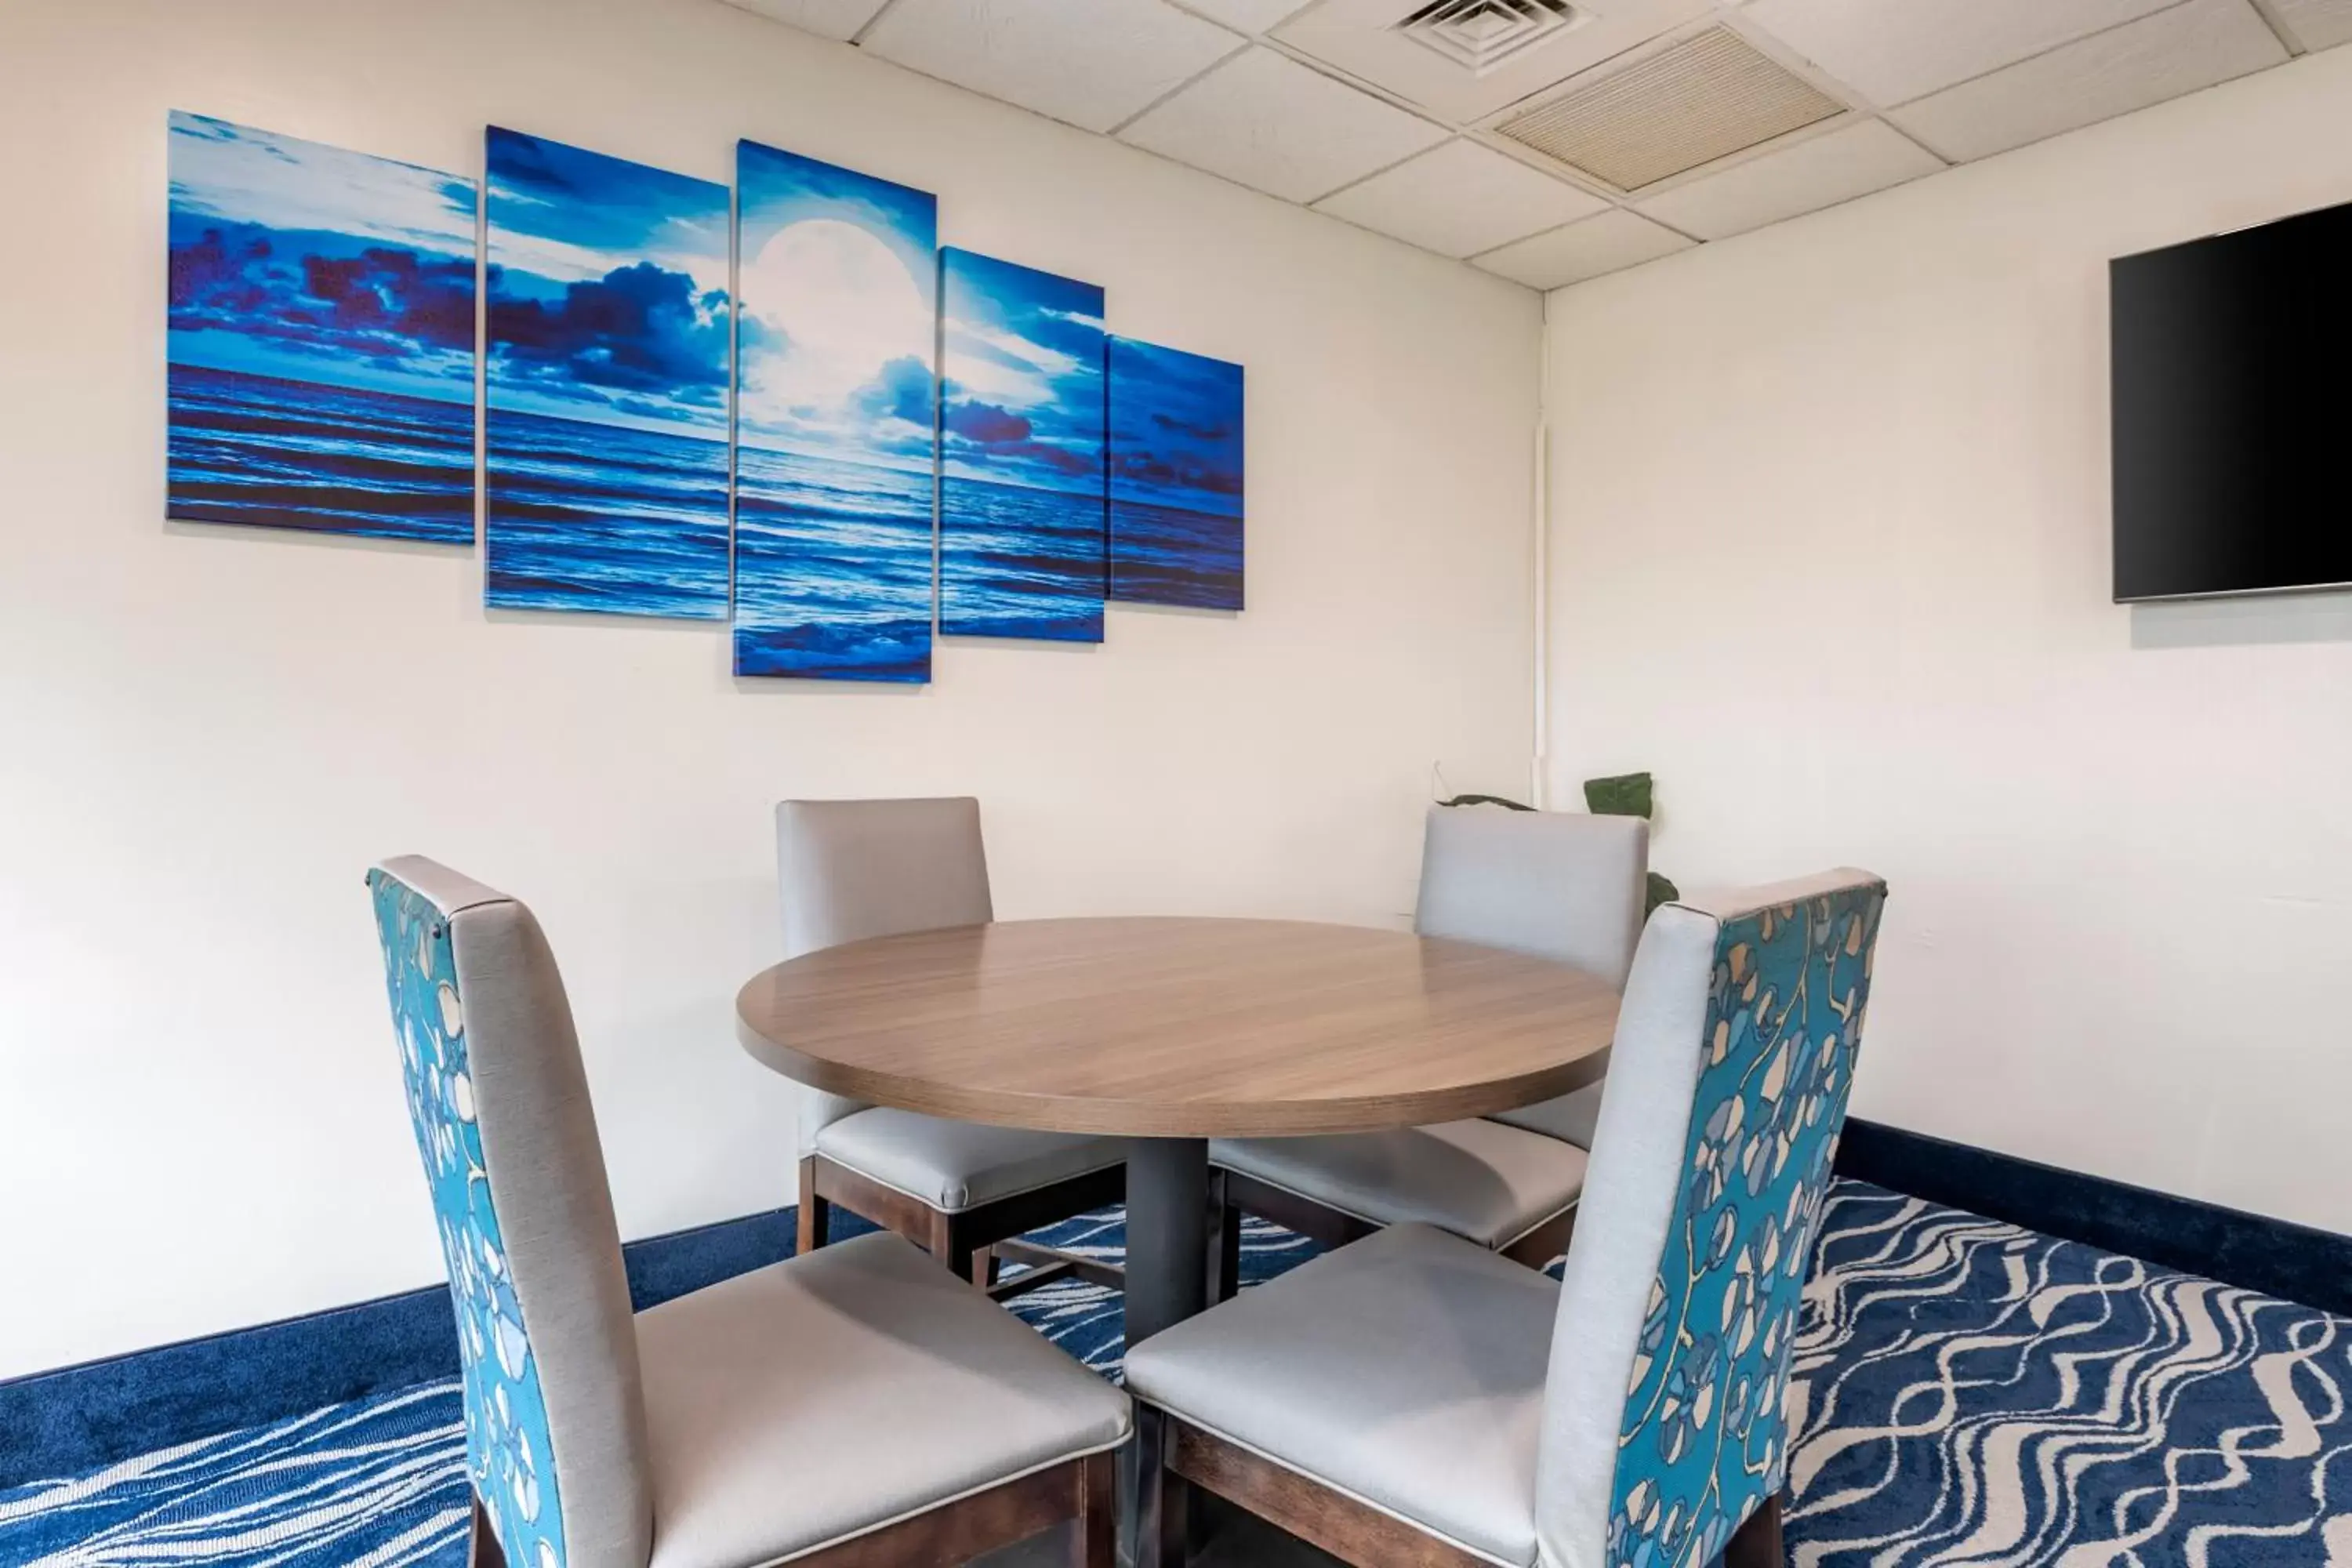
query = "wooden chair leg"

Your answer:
(796, 1156), (831, 1256)
(1071, 1448), (1116, 1567)
(1723, 1494), (1784, 1568)
(1500, 1205), (1577, 1272)
(973, 1245), (1001, 1290)
(467, 1494), (506, 1568)
(931, 1209), (983, 1285)
(1206, 1169), (1243, 1305)
(1135, 1406), (1190, 1568)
